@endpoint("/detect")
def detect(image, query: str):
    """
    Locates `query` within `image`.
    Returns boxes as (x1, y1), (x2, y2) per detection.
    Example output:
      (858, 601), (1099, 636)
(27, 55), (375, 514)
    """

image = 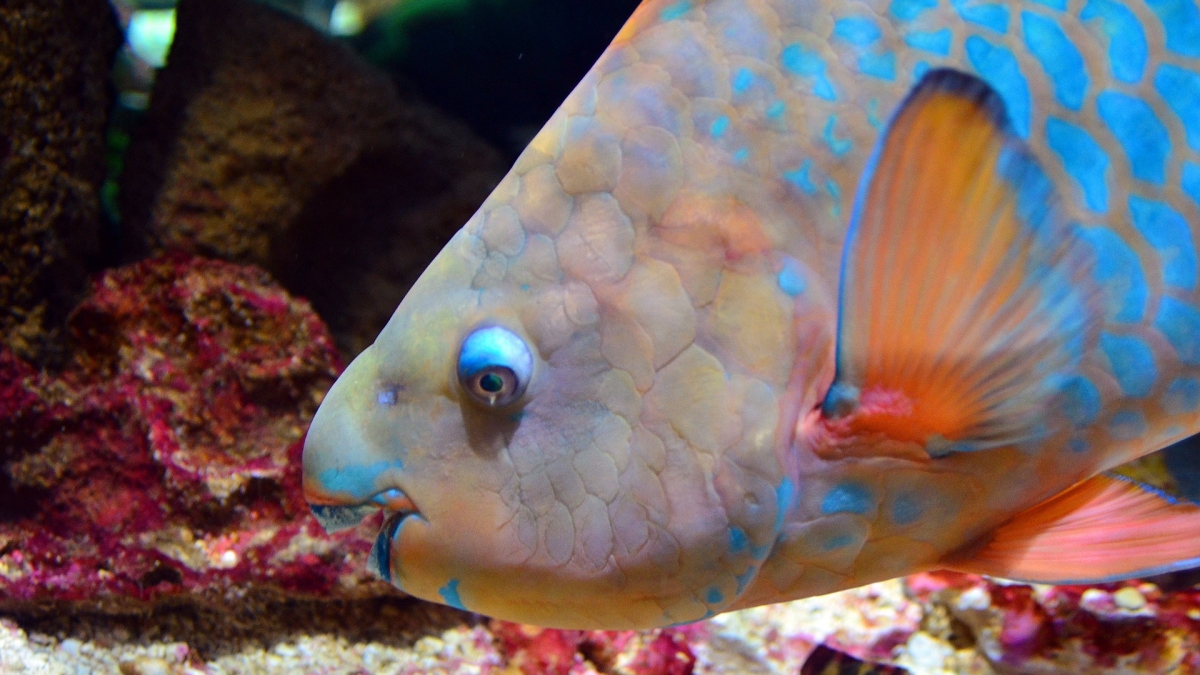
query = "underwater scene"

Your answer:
(5, 0), (1200, 672)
